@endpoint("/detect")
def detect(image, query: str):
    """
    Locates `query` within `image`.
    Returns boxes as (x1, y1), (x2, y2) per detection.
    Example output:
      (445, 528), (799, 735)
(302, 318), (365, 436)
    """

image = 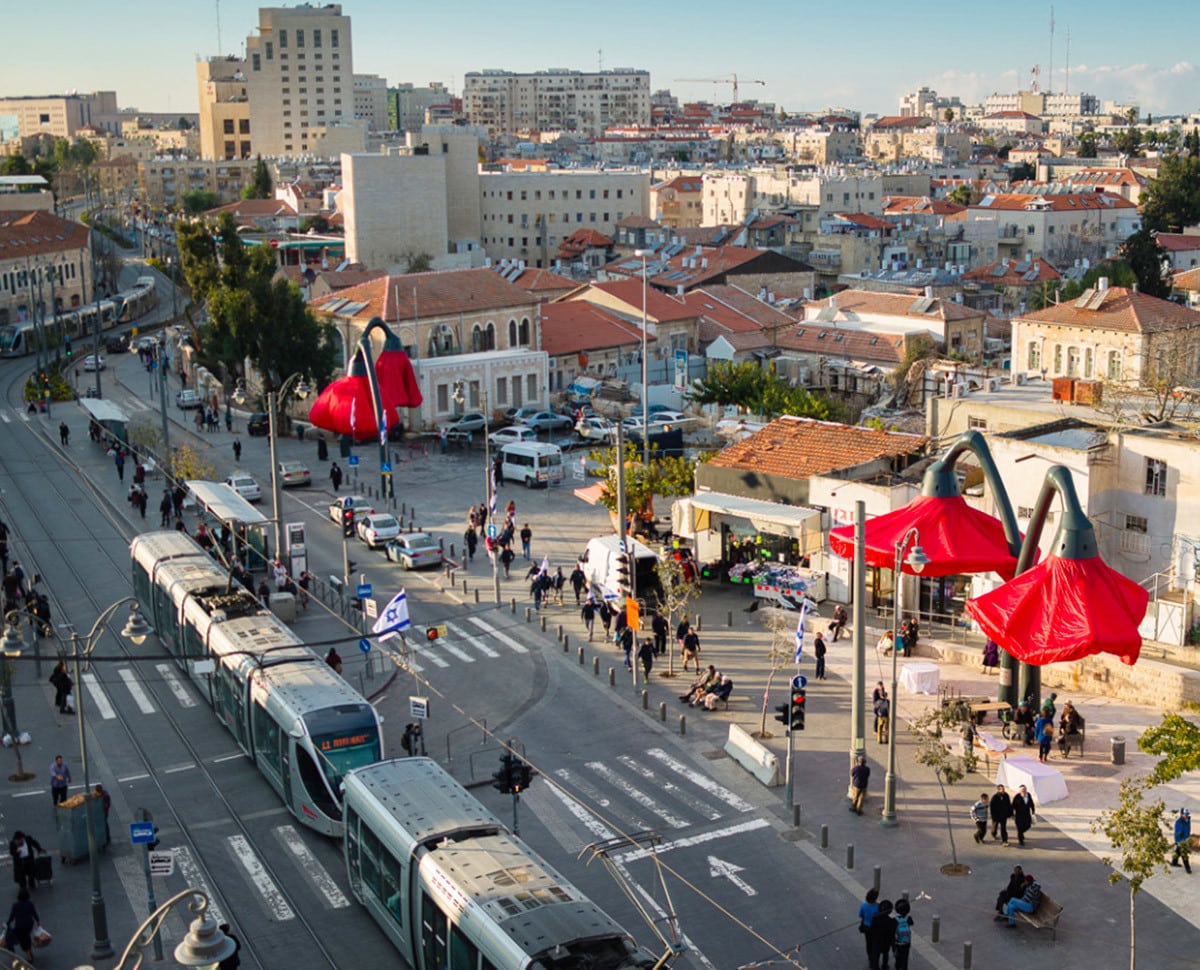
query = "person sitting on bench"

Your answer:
(1058, 701), (1082, 753)
(1012, 700), (1036, 745)
(999, 874), (1042, 927)
(679, 665), (717, 704)
(699, 675), (734, 710)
